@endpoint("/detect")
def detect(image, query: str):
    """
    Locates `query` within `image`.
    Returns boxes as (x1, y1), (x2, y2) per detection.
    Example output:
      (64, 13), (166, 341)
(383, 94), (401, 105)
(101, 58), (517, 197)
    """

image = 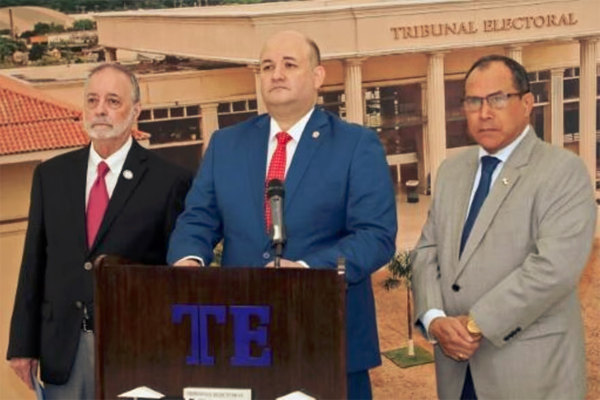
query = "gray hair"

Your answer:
(85, 63), (140, 104)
